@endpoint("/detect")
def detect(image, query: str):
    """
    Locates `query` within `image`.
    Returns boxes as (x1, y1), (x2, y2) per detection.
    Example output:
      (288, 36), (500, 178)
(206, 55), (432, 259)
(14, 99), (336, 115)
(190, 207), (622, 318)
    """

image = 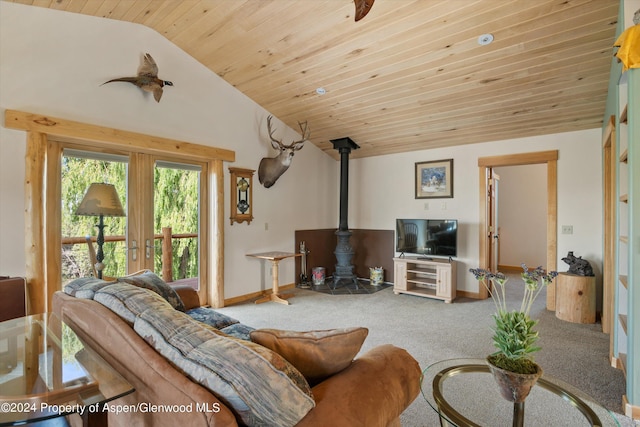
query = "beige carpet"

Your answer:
(216, 279), (638, 426)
